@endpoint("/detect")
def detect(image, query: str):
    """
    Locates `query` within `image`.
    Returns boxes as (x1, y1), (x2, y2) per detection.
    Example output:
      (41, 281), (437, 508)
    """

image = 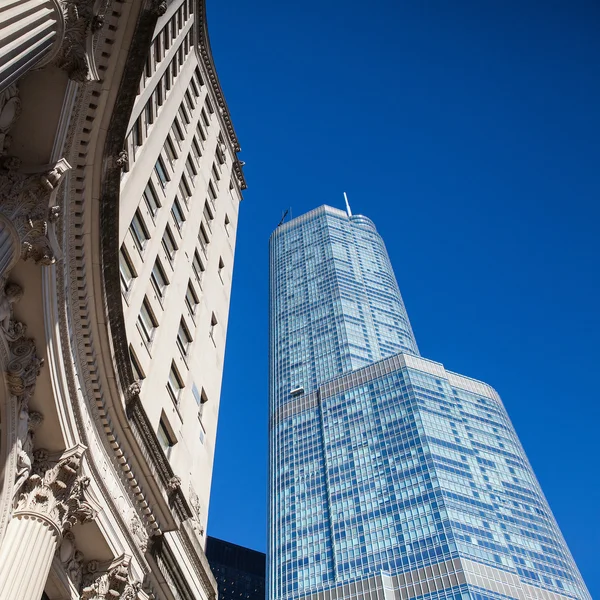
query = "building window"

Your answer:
(164, 135), (178, 166)
(185, 281), (199, 316)
(209, 312), (217, 340)
(194, 384), (208, 419)
(158, 416), (176, 458)
(130, 345), (145, 384)
(137, 297), (157, 345)
(151, 258), (169, 300)
(185, 90), (195, 111)
(191, 137), (202, 161)
(198, 223), (209, 256)
(208, 180), (217, 202)
(185, 155), (197, 181)
(203, 201), (214, 229)
(179, 175), (192, 206)
(119, 247), (136, 293)
(171, 197), (186, 232)
(162, 225), (178, 263)
(205, 97), (214, 114)
(196, 121), (207, 143)
(216, 140), (226, 165)
(224, 213), (231, 236)
(143, 181), (161, 217)
(194, 67), (204, 89)
(211, 162), (221, 184)
(132, 118), (143, 151)
(130, 210), (150, 252)
(172, 118), (185, 145)
(177, 319), (192, 357)
(156, 79), (164, 107)
(200, 107), (209, 128)
(155, 156), (169, 188)
(178, 104), (190, 127)
(145, 101), (154, 127)
(190, 77), (199, 98)
(218, 257), (225, 283)
(192, 250), (204, 284)
(167, 361), (184, 404)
